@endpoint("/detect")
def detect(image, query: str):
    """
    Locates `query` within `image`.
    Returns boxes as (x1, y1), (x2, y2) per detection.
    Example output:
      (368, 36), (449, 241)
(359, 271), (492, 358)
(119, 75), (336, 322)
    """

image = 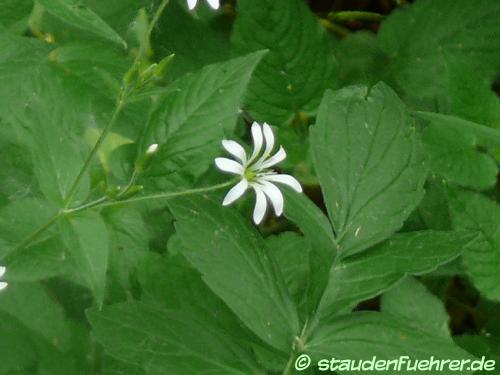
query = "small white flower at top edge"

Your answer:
(0, 266), (7, 291)
(187, 0), (220, 10)
(215, 122), (303, 225)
